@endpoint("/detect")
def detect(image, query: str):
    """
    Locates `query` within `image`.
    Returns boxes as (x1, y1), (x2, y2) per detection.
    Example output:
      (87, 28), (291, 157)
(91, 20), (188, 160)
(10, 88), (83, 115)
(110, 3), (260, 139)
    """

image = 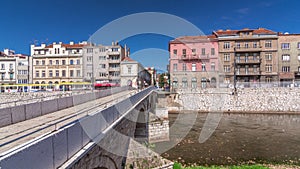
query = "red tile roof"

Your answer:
(122, 57), (135, 62)
(213, 28), (276, 36)
(170, 35), (217, 44)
